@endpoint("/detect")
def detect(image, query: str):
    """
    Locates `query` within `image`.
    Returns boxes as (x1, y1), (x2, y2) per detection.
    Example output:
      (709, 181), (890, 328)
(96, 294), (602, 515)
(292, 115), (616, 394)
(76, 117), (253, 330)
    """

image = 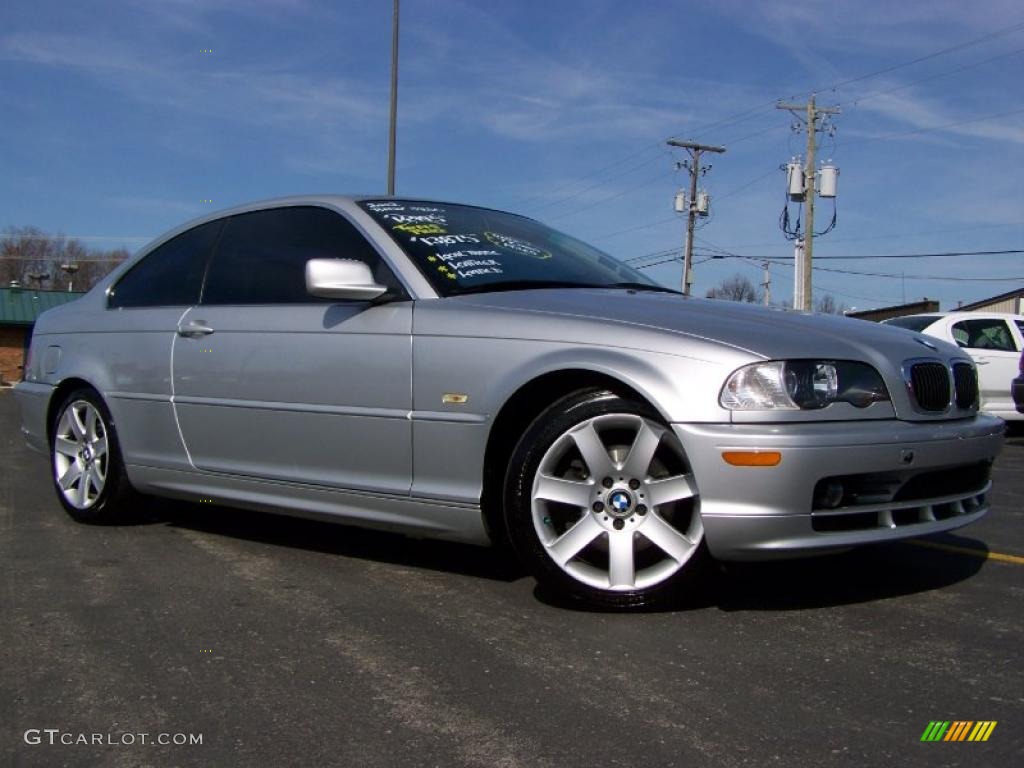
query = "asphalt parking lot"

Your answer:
(2, 390), (1021, 768)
